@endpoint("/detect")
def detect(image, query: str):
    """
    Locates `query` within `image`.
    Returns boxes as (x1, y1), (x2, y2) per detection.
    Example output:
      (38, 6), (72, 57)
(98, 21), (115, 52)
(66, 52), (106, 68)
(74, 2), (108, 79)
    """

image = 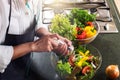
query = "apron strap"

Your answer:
(6, 0), (12, 35)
